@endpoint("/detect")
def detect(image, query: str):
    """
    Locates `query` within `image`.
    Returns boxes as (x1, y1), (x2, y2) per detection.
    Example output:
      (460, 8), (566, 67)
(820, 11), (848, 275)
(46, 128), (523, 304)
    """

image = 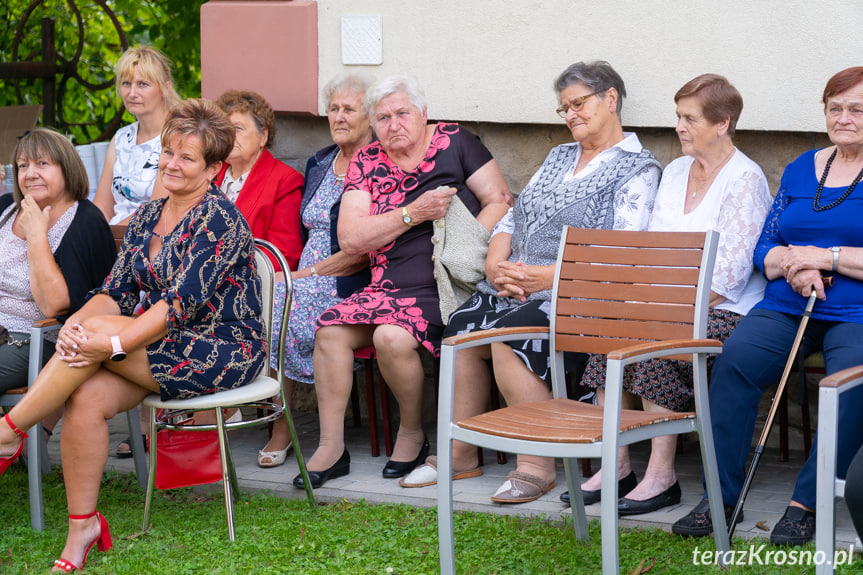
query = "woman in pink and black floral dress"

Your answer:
(293, 75), (512, 489)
